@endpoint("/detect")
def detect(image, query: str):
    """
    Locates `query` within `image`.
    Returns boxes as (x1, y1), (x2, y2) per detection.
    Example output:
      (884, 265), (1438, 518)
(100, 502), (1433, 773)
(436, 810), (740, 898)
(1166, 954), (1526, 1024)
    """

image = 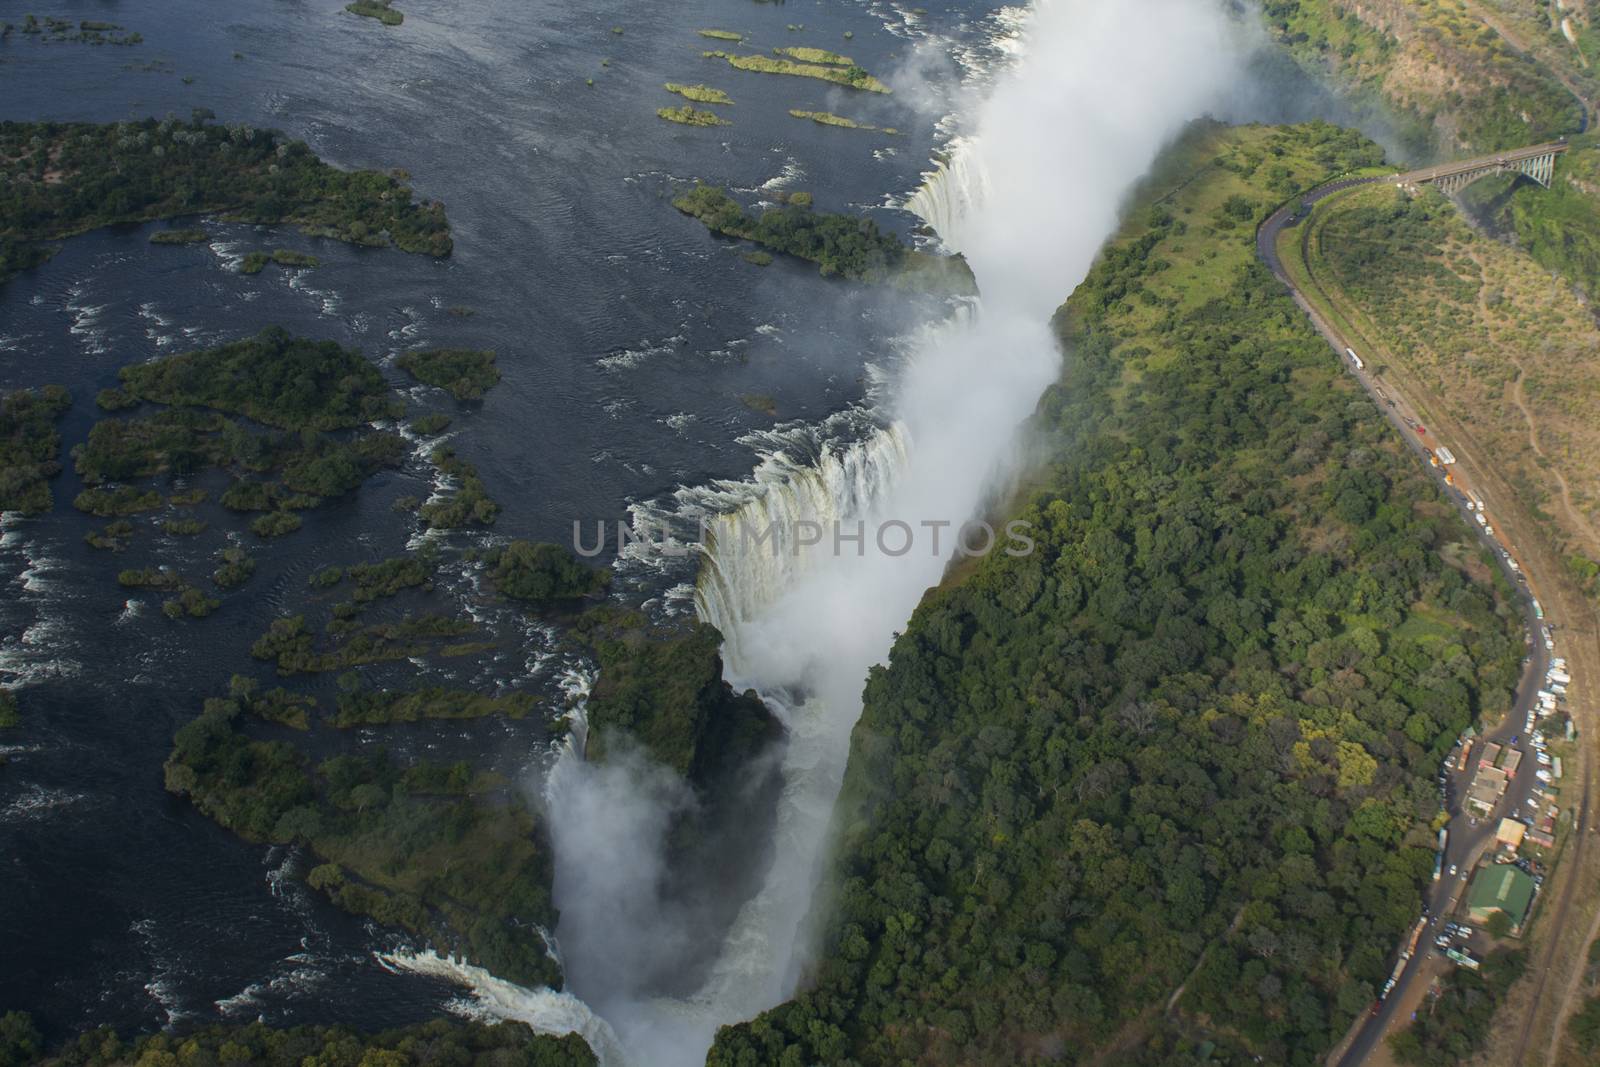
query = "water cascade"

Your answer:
(432, 2), (1245, 1064)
